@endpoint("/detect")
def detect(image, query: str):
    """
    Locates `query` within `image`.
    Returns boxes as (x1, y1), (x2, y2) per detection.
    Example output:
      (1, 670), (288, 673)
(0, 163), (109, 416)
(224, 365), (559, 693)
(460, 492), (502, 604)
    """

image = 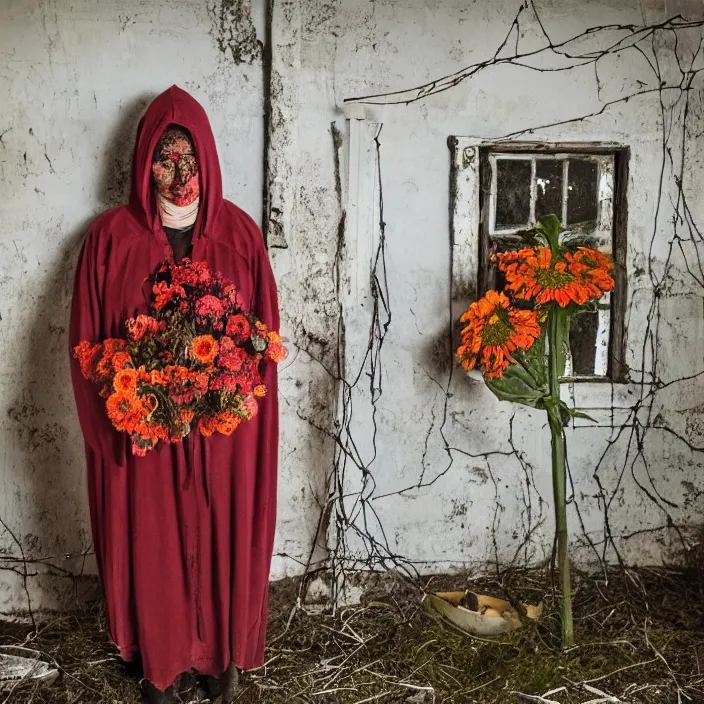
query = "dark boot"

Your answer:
(141, 679), (177, 704)
(198, 673), (221, 700)
(173, 672), (199, 703)
(123, 653), (145, 681)
(219, 663), (240, 703)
